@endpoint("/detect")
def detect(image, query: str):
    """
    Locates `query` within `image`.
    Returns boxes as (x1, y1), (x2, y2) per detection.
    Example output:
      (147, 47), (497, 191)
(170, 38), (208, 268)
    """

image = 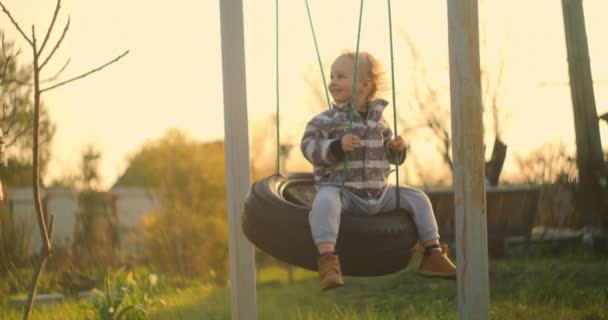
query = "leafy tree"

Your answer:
(117, 129), (229, 283)
(0, 32), (56, 187)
